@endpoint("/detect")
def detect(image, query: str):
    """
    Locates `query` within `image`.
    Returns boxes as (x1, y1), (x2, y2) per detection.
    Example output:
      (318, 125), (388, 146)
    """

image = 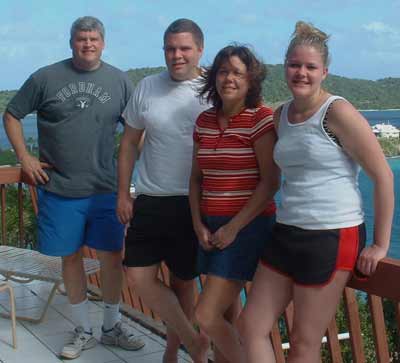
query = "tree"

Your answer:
(0, 185), (37, 249)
